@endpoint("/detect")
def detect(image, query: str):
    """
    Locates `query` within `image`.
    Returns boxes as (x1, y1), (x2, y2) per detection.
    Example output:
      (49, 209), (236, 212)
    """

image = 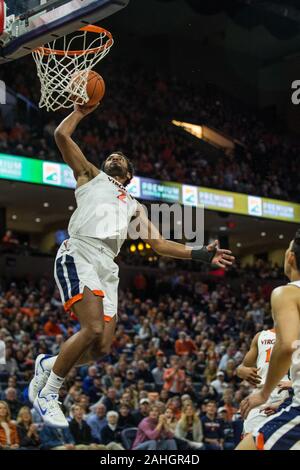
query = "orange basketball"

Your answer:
(86, 70), (105, 106)
(69, 70), (105, 106)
